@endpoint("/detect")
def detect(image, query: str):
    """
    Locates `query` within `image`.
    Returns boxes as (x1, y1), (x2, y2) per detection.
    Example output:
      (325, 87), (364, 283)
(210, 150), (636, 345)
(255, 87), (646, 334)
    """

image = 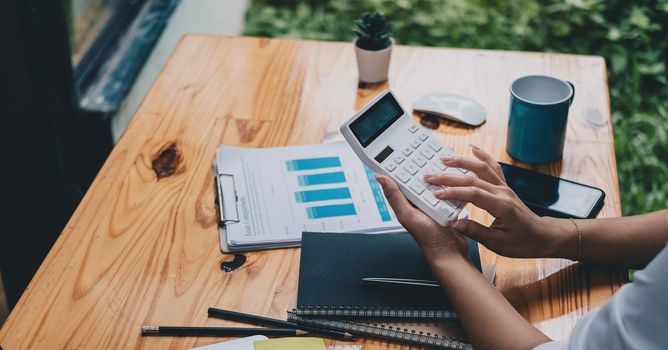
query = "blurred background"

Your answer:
(243, 0), (668, 216)
(1, 0), (666, 326)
